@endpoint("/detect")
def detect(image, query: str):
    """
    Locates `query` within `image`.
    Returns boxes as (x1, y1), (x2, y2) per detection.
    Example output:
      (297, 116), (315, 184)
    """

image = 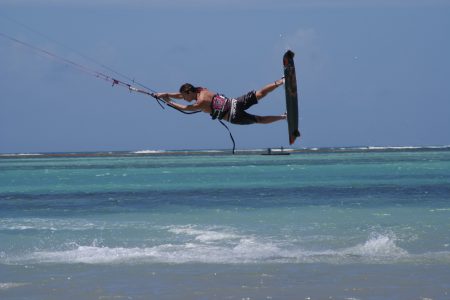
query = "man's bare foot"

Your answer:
(275, 77), (285, 87)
